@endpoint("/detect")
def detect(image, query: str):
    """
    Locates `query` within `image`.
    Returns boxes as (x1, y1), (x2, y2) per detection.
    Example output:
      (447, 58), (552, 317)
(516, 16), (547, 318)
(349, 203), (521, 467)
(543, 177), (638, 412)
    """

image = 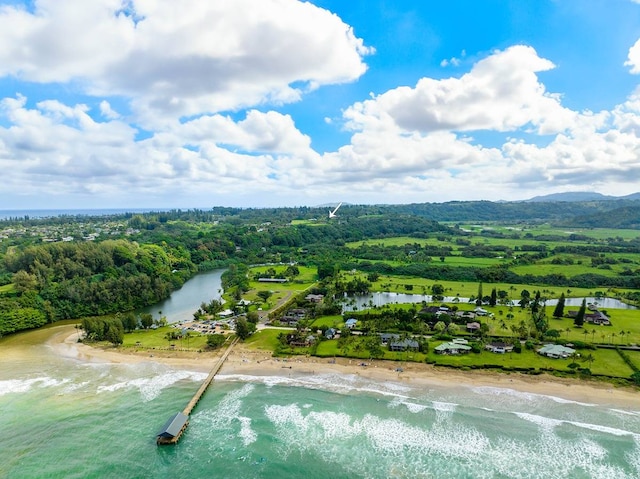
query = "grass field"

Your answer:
(239, 265), (318, 307)
(452, 224), (640, 241)
(242, 328), (283, 351)
(121, 326), (212, 351)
